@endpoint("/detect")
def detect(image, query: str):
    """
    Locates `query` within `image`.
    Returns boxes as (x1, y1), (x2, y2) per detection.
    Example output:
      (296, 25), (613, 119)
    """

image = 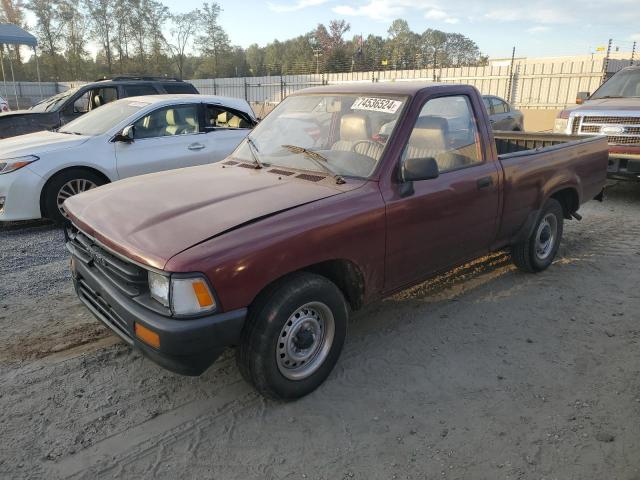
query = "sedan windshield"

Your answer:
(591, 69), (640, 99)
(30, 88), (77, 112)
(231, 93), (407, 179)
(58, 100), (150, 136)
